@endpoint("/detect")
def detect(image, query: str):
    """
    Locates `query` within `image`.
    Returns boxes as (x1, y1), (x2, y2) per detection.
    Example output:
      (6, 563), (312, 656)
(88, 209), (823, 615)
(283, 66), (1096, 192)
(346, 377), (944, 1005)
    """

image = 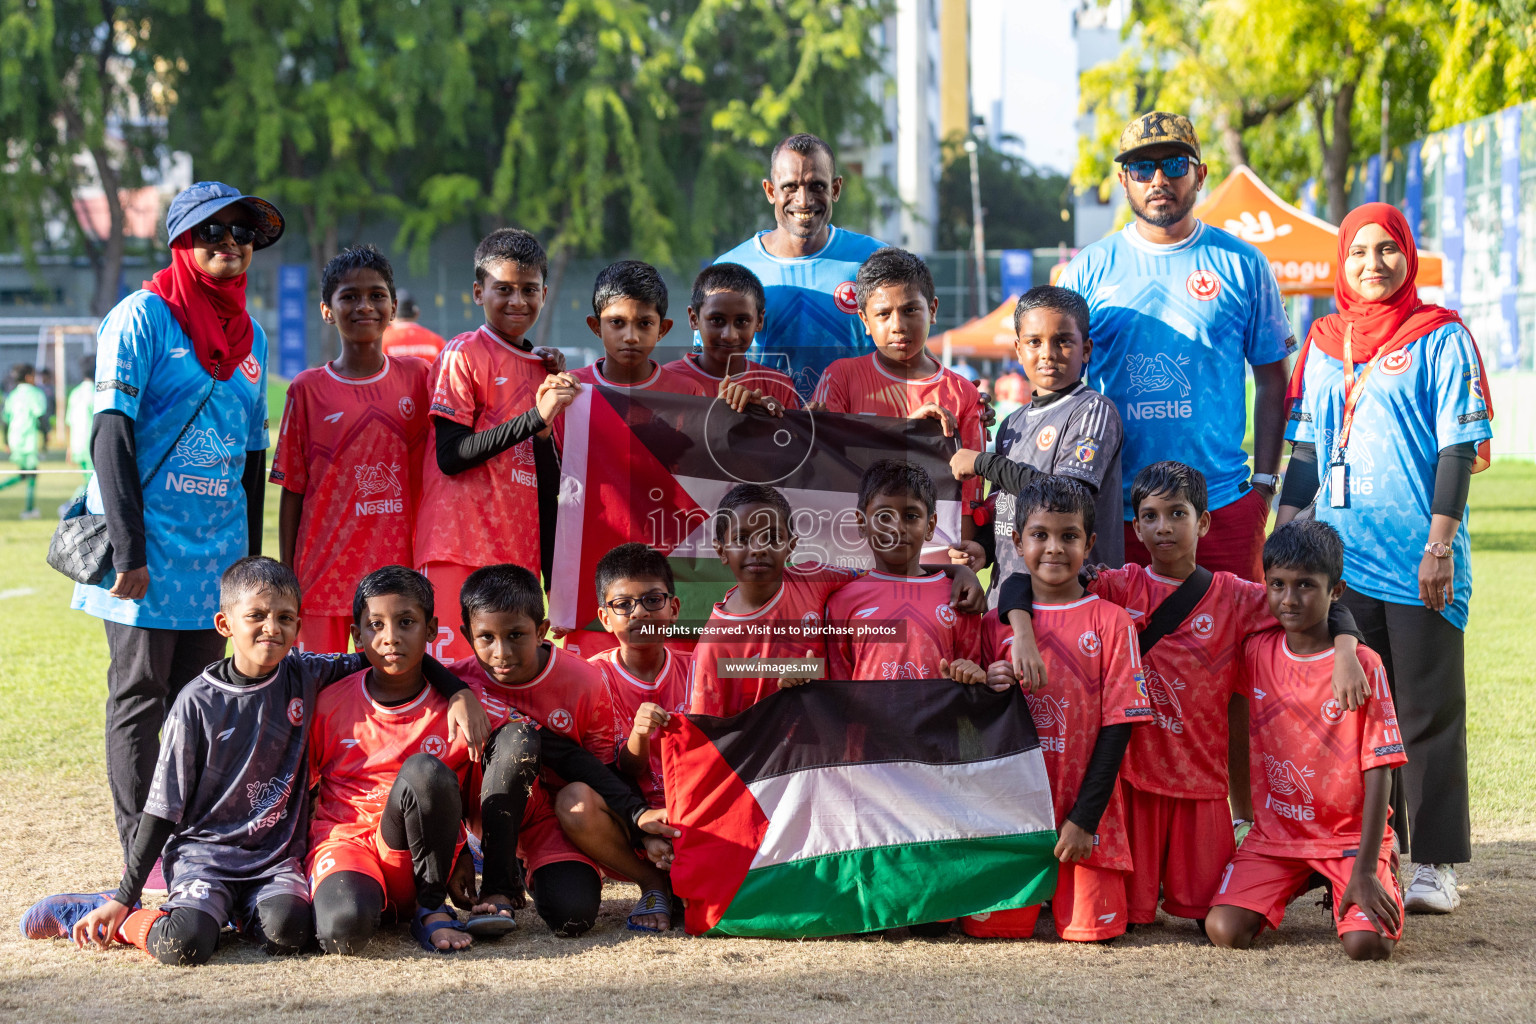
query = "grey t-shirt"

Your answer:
(986, 381), (1124, 606)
